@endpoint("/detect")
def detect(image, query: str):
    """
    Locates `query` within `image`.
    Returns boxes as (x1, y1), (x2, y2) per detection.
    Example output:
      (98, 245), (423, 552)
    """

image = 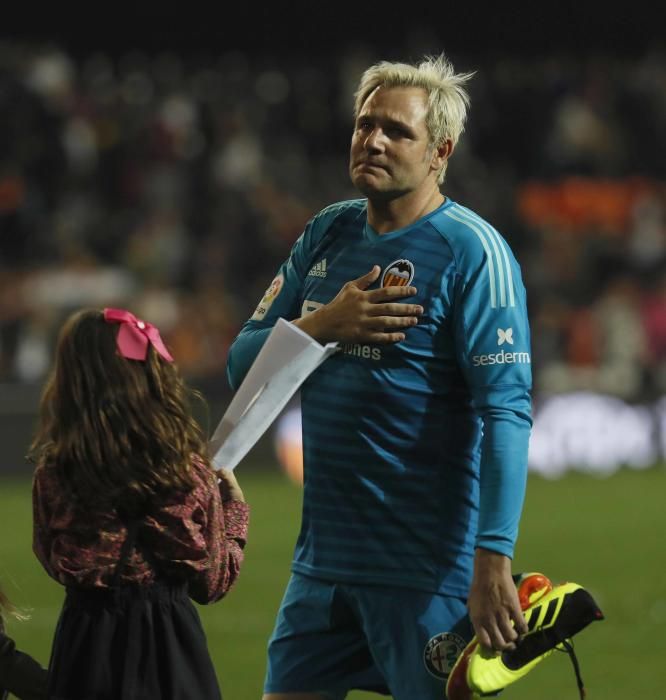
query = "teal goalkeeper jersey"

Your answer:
(227, 198), (532, 597)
